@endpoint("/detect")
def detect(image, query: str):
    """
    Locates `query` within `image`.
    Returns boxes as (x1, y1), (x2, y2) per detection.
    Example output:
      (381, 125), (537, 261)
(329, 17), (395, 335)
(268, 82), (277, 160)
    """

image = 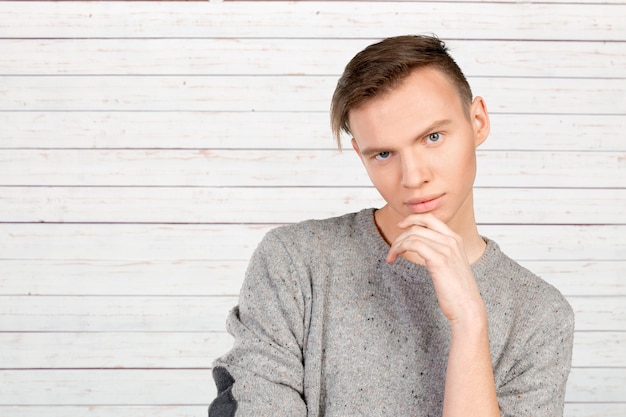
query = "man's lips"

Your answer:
(404, 194), (445, 213)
